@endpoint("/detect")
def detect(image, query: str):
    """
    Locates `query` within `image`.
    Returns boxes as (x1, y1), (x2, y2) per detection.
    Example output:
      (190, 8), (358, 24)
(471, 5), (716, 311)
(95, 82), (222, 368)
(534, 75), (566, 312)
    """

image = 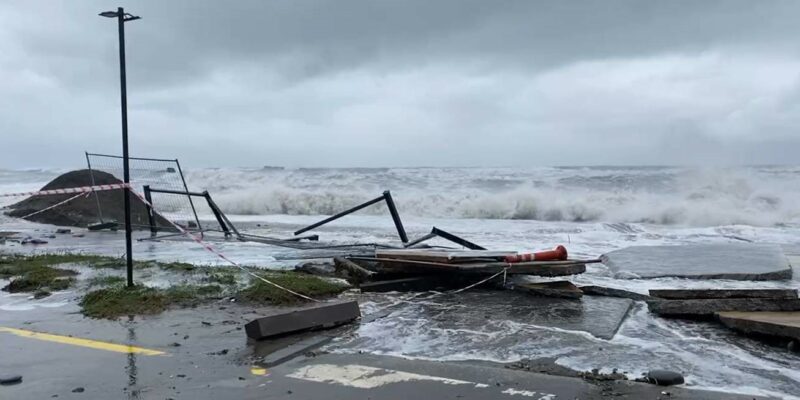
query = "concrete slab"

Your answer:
(602, 243), (793, 280)
(417, 291), (633, 340)
(717, 311), (800, 342)
(648, 298), (800, 318)
(515, 281), (583, 299)
(245, 300), (361, 340)
(651, 289), (798, 300)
